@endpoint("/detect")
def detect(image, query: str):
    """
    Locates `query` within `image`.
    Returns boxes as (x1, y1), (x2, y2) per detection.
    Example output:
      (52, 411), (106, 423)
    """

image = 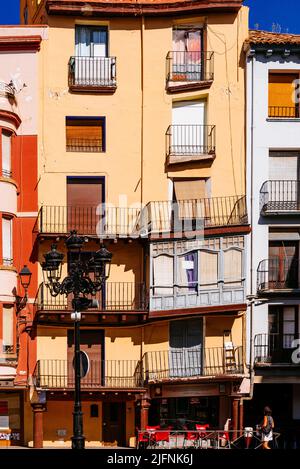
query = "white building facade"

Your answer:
(245, 31), (300, 447)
